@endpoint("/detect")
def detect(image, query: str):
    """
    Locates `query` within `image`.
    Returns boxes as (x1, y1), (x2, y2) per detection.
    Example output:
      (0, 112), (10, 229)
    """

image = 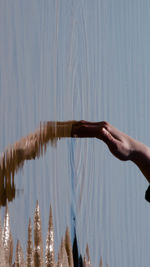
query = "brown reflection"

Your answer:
(0, 175), (15, 206)
(0, 121), (77, 206)
(0, 120), (77, 180)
